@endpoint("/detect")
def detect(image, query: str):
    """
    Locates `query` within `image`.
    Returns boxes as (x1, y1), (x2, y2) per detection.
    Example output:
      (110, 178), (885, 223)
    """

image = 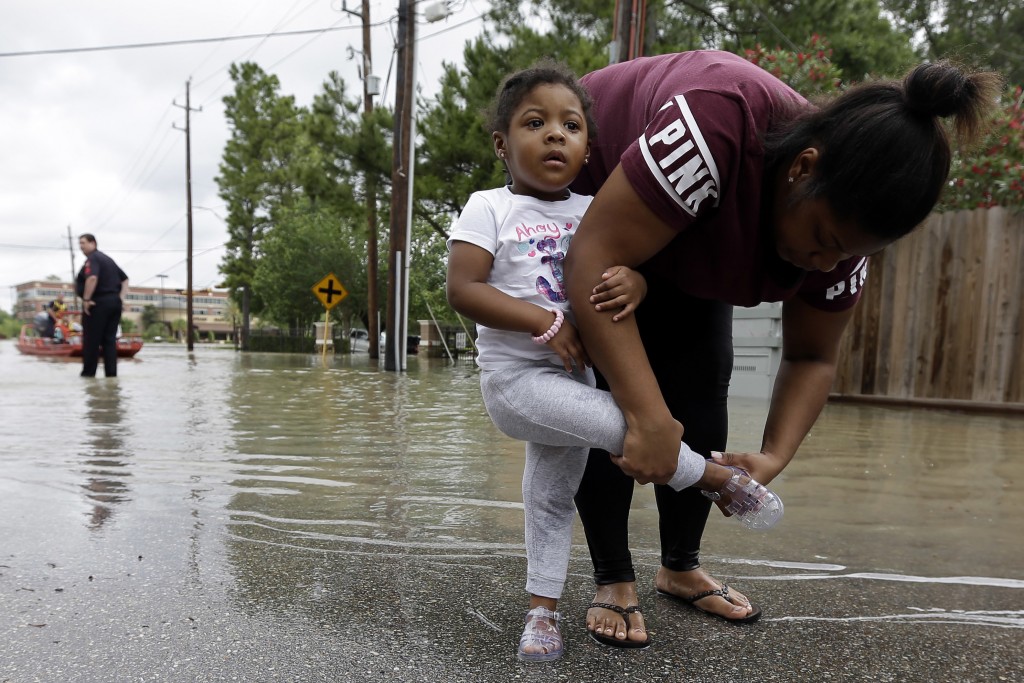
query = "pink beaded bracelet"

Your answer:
(531, 308), (564, 344)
